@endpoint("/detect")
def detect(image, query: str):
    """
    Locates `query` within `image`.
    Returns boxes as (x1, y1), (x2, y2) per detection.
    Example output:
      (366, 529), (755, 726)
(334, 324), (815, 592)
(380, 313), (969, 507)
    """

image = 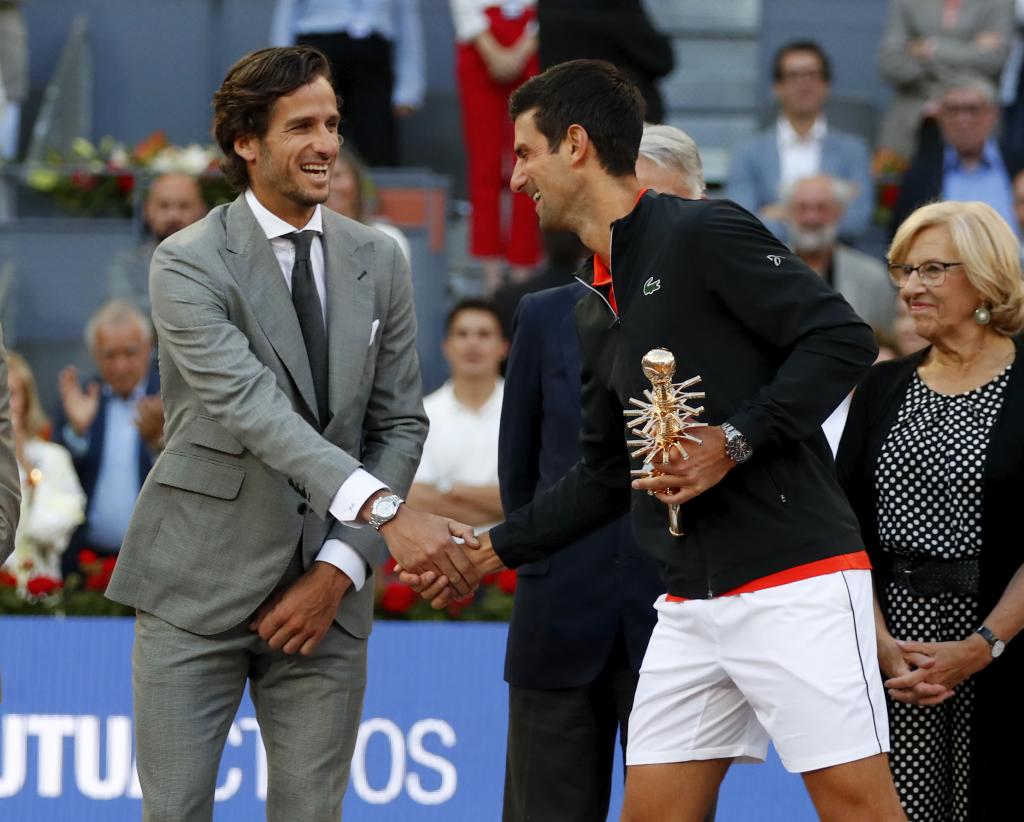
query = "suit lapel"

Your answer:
(219, 196), (320, 422)
(321, 212), (376, 433)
